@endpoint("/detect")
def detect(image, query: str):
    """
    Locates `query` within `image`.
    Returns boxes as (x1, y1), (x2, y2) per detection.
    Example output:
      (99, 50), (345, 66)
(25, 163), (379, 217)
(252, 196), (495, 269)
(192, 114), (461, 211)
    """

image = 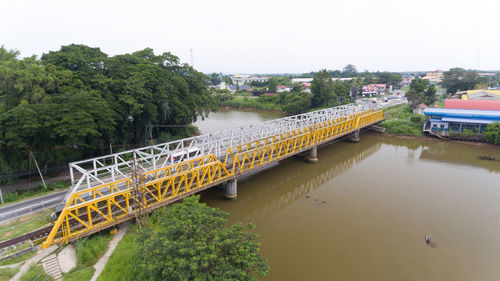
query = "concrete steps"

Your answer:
(41, 254), (63, 281)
